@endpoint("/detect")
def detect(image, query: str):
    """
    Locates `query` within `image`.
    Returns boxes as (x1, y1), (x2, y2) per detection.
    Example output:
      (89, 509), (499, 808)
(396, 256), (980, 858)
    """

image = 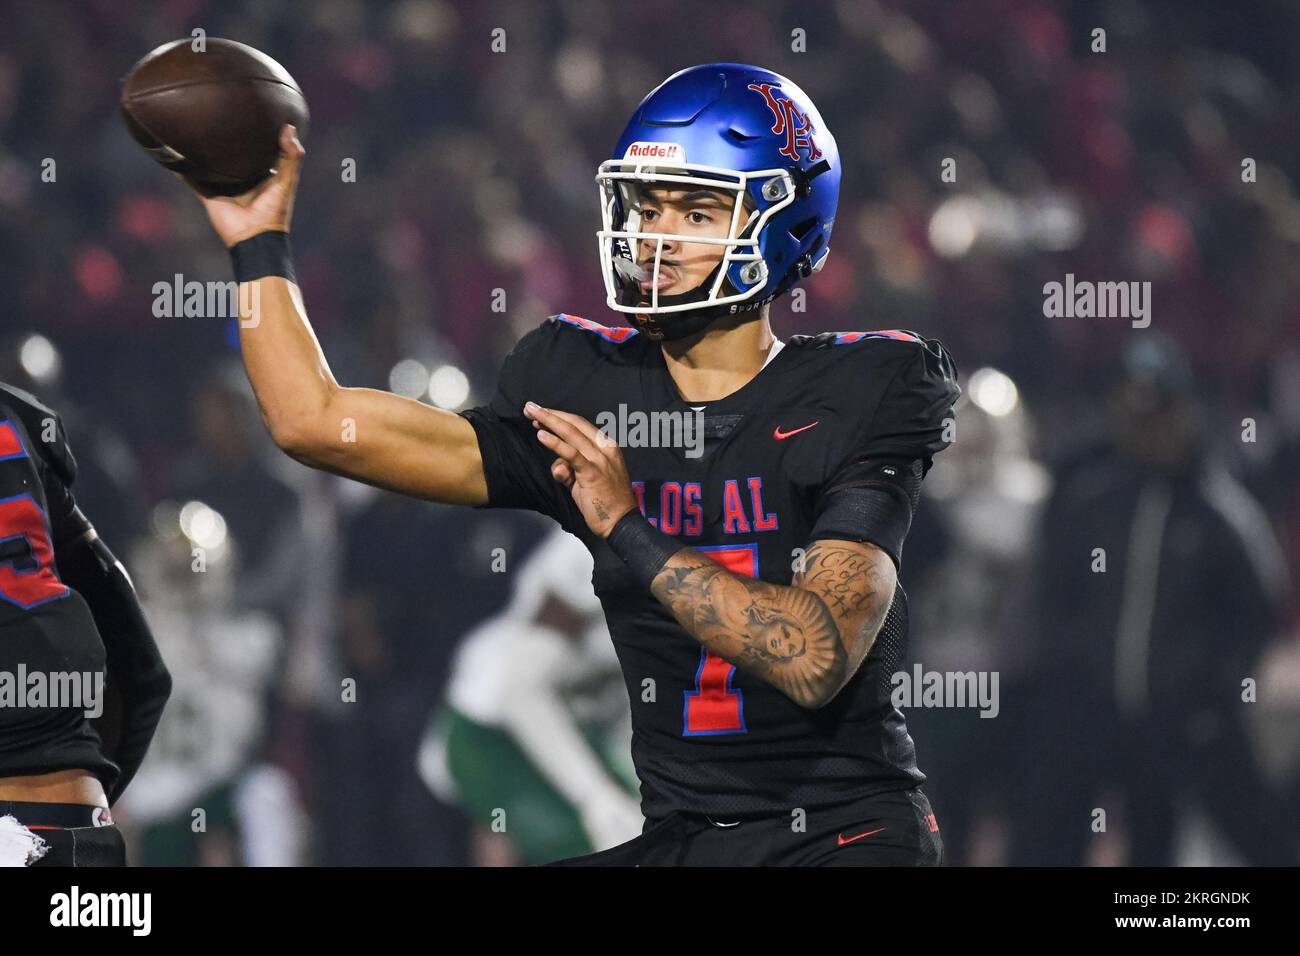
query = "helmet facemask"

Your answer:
(596, 159), (798, 339)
